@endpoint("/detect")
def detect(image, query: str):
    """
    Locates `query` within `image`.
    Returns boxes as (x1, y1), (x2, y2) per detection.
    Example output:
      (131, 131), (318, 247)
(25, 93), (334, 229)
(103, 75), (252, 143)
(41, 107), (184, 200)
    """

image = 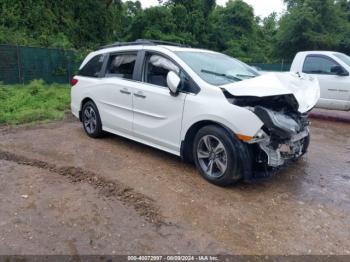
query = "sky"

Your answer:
(134, 0), (286, 18)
